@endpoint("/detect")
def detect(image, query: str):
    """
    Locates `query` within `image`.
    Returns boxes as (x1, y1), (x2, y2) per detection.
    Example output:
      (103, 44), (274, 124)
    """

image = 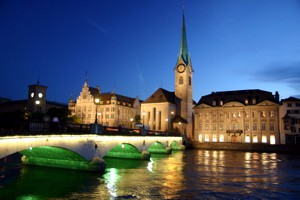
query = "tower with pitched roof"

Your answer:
(174, 9), (194, 137)
(141, 7), (194, 138)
